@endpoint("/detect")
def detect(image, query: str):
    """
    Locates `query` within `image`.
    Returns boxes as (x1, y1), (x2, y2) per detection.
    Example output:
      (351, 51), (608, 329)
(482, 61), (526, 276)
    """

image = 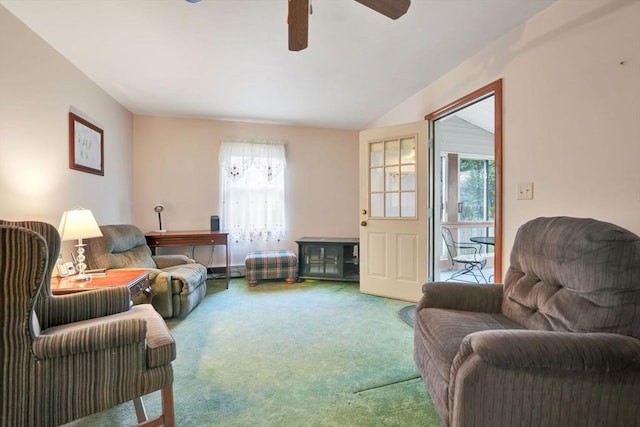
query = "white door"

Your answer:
(359, 121), (429, 302)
